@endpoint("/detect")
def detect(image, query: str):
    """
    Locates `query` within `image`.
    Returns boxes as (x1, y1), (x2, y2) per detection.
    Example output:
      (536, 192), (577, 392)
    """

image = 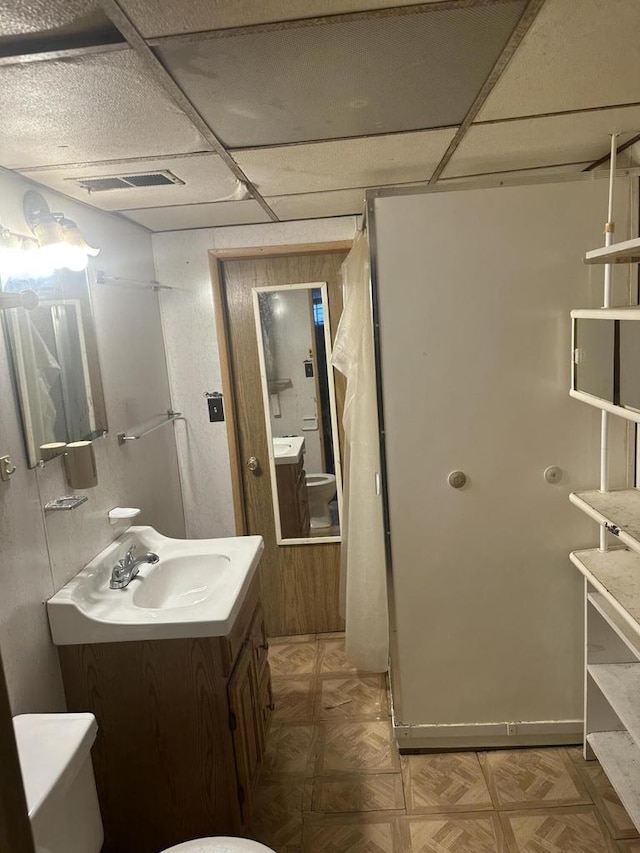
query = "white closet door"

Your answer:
(372, 177), (634, 745)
